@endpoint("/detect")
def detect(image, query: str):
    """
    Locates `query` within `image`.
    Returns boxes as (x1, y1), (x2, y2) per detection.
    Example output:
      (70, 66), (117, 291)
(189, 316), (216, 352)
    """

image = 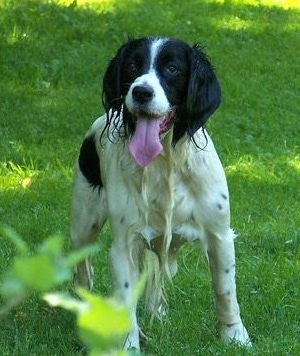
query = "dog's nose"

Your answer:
(132, 85), (154, 103)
